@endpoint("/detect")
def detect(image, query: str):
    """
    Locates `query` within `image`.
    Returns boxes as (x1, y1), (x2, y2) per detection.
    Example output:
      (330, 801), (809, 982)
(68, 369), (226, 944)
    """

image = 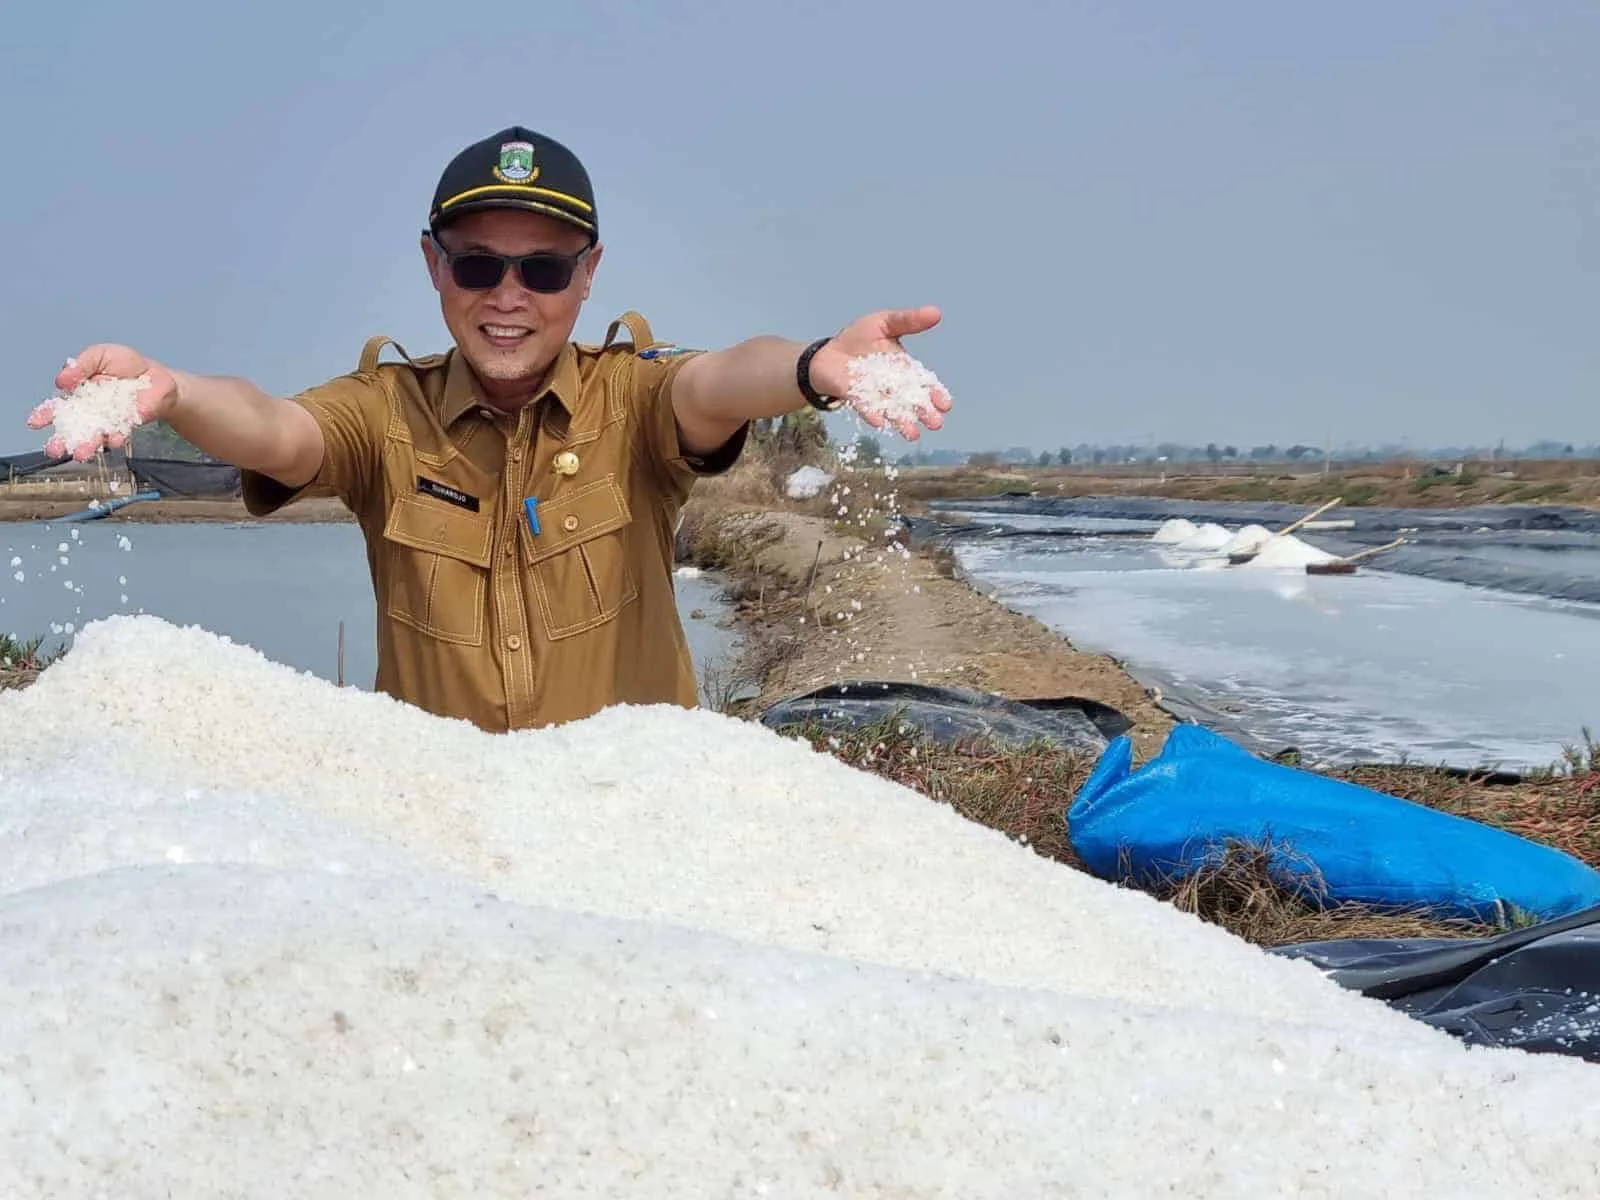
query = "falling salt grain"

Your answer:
(42, 373), (150, 450)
